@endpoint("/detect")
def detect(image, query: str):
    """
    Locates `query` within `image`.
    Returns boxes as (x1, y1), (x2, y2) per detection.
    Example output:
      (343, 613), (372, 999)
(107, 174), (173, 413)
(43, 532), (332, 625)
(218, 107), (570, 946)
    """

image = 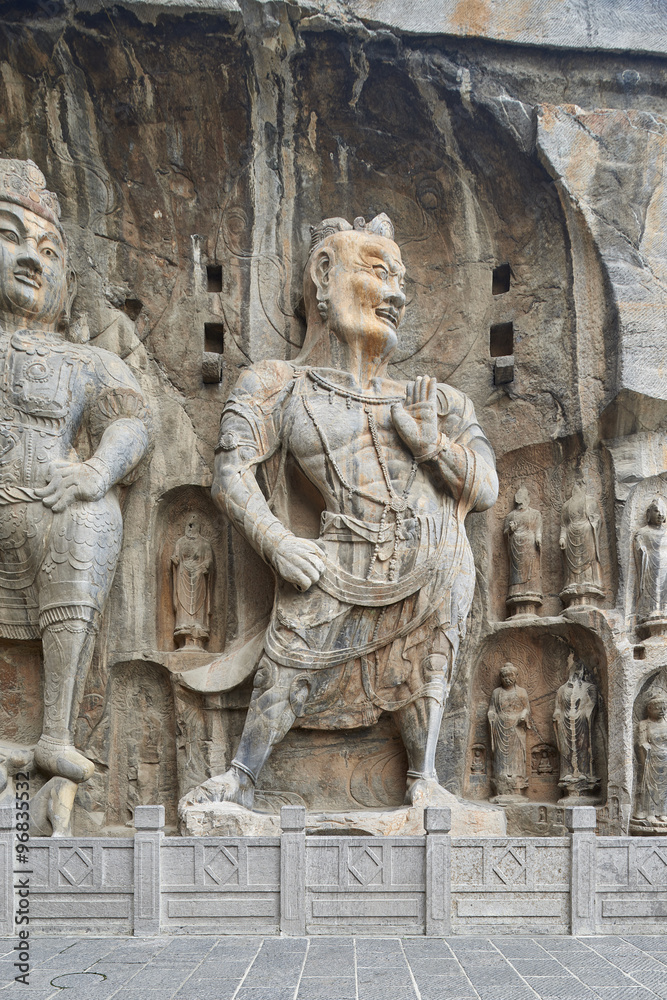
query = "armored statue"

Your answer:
(634, 497), (667, 636)
(631, 695), (667, 834)
(487, 662), (533, 802)
(552, 658), (600, 802)
(504, 487), (542, 617)
(559, 480), (604, 606)
(172, 513), (214, 649)
(182, 213), (498, 812)
(0, 158), (151, 830)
